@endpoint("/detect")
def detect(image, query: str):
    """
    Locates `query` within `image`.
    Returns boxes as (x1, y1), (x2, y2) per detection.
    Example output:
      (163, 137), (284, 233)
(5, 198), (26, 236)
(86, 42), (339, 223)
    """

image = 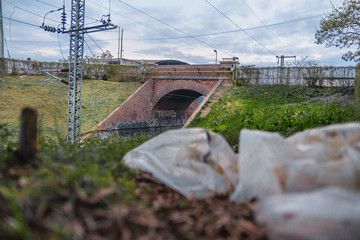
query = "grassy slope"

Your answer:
(1, 82), (359, 239)
(188, 85), (360, 150)
(0, 75), (141, 139)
